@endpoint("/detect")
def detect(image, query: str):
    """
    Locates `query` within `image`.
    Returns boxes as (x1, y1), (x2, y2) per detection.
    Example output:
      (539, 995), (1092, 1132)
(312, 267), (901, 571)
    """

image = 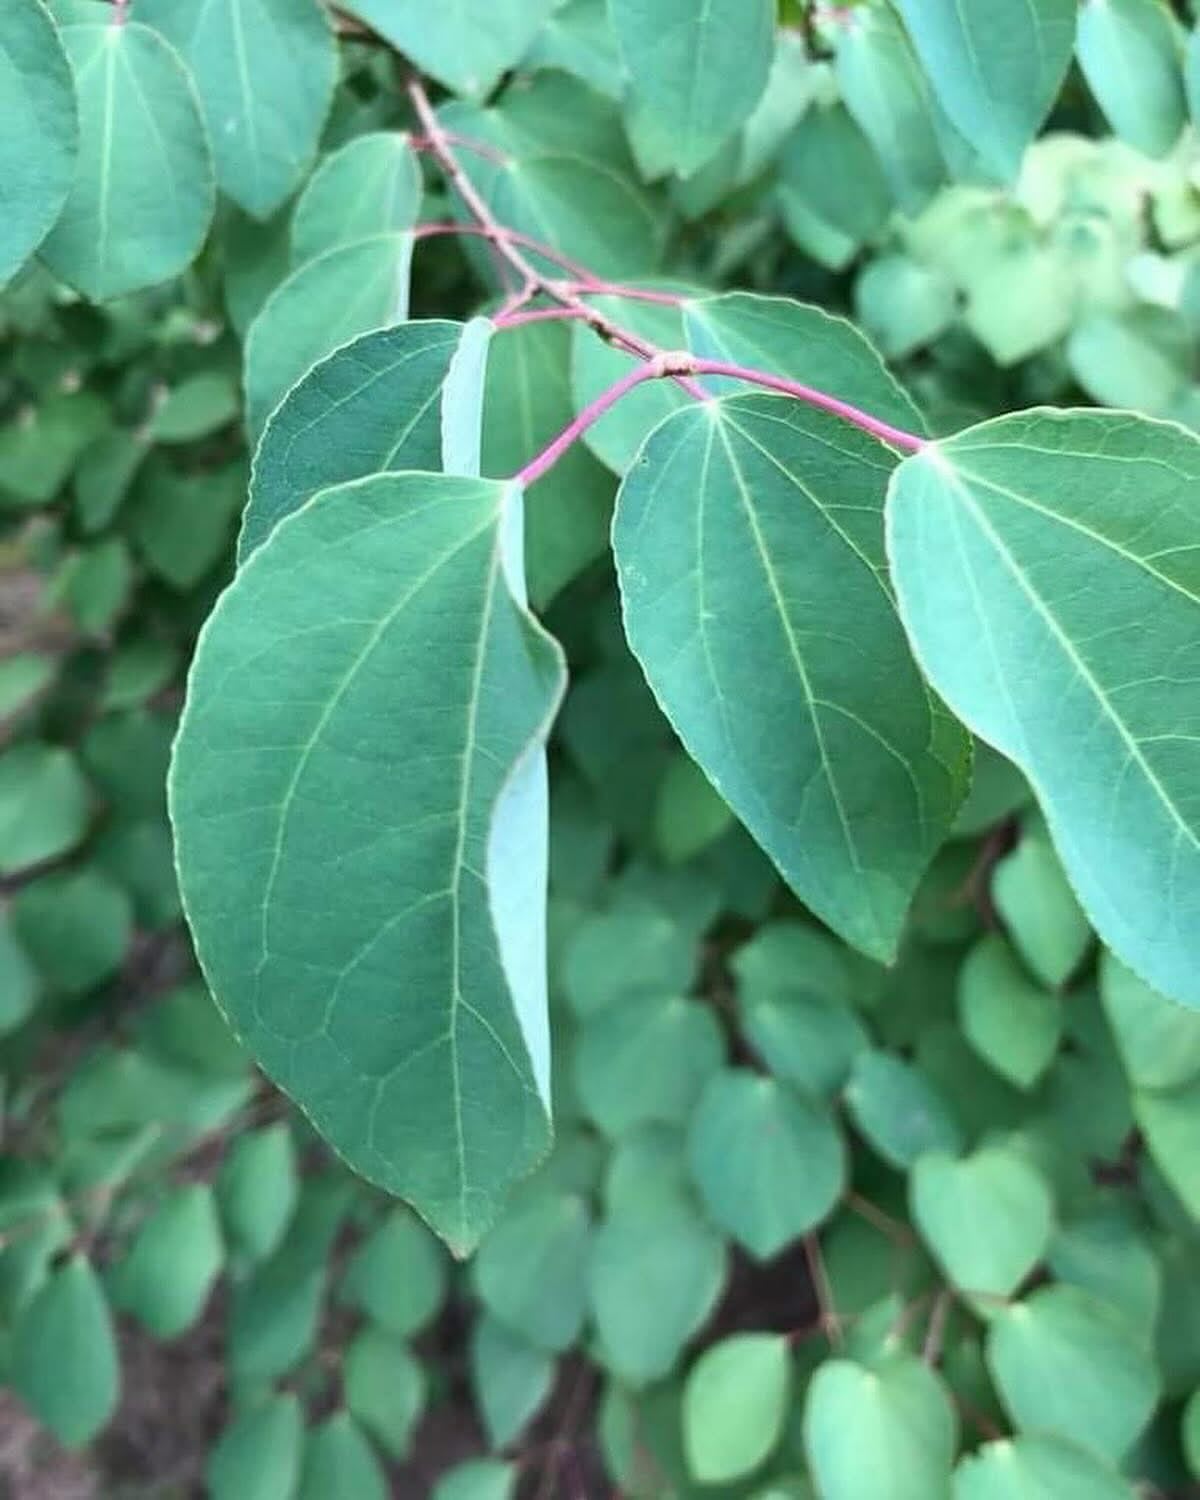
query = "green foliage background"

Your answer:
(3, 0), (1200, 1495)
